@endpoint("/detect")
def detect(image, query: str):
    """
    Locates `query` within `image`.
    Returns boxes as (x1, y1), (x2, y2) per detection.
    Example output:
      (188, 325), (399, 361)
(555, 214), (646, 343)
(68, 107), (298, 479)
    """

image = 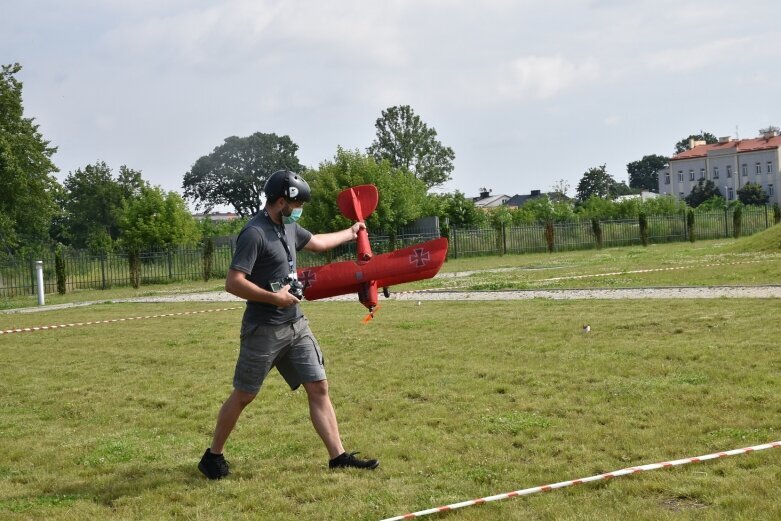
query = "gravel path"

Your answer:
(6, 285), (781, 314)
